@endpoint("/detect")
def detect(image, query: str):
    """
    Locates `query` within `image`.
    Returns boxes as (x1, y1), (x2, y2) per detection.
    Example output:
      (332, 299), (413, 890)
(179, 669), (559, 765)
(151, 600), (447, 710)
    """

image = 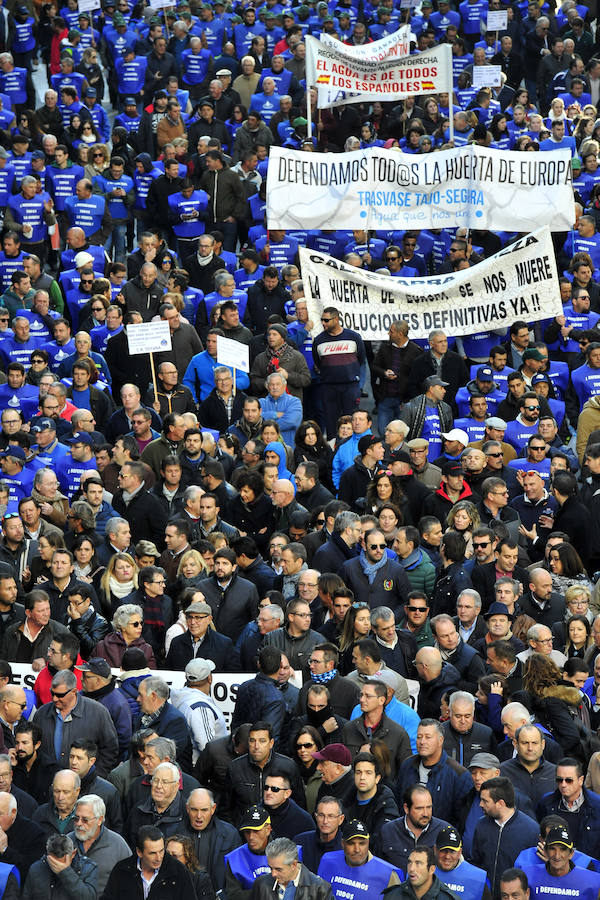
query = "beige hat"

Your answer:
(407, 438), (429, 449)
